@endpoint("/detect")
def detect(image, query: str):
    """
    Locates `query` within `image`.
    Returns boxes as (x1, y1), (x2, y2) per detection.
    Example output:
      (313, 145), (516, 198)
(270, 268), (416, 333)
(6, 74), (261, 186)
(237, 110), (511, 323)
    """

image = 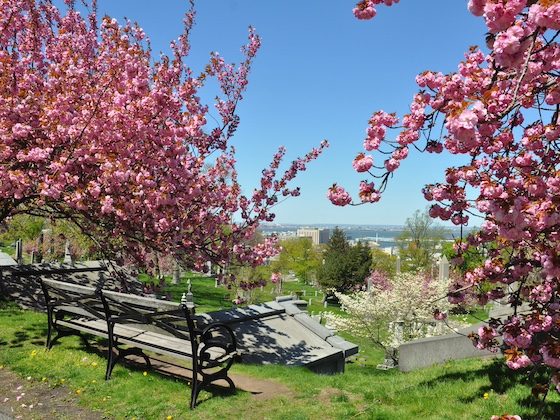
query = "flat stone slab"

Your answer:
(0, 252), (16, 267)
(398, 322), (497, 372)
(197, 297), (358, 374)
